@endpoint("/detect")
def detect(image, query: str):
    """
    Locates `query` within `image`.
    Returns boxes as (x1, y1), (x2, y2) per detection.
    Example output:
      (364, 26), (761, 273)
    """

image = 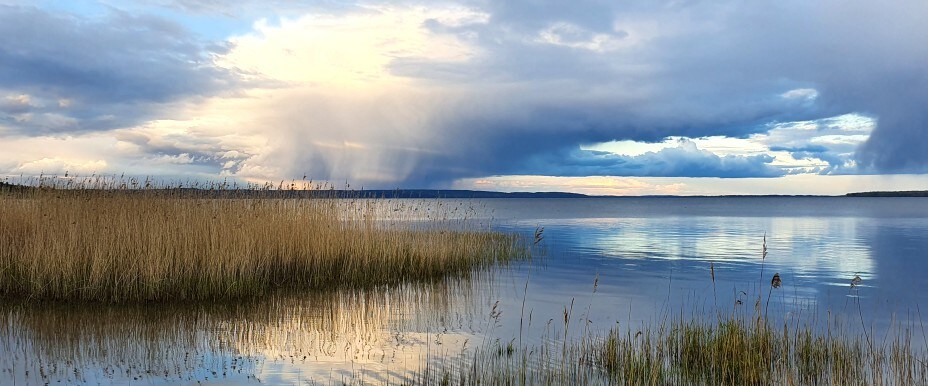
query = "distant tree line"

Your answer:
(846, 191), (928, 197)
